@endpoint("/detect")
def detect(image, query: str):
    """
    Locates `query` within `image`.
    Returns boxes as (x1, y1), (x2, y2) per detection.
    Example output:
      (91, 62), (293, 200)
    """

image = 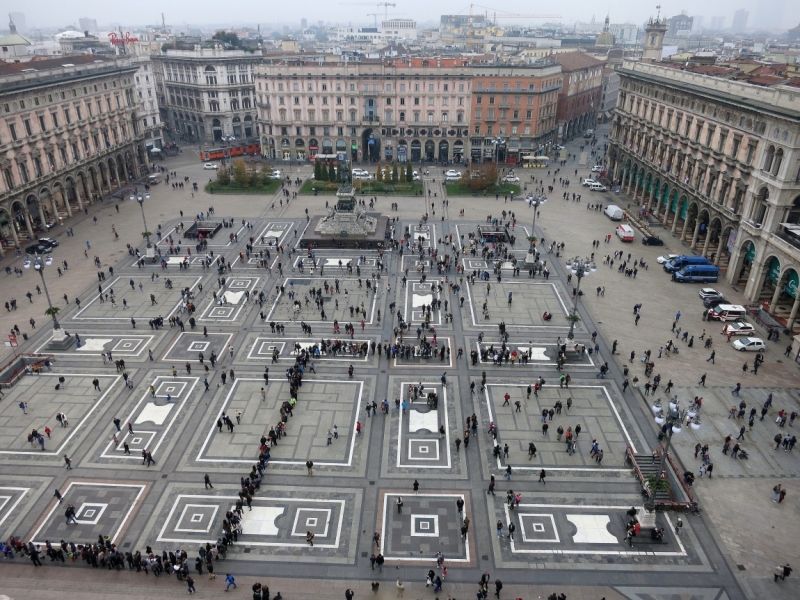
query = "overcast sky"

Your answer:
(8, 0), (800, 32)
